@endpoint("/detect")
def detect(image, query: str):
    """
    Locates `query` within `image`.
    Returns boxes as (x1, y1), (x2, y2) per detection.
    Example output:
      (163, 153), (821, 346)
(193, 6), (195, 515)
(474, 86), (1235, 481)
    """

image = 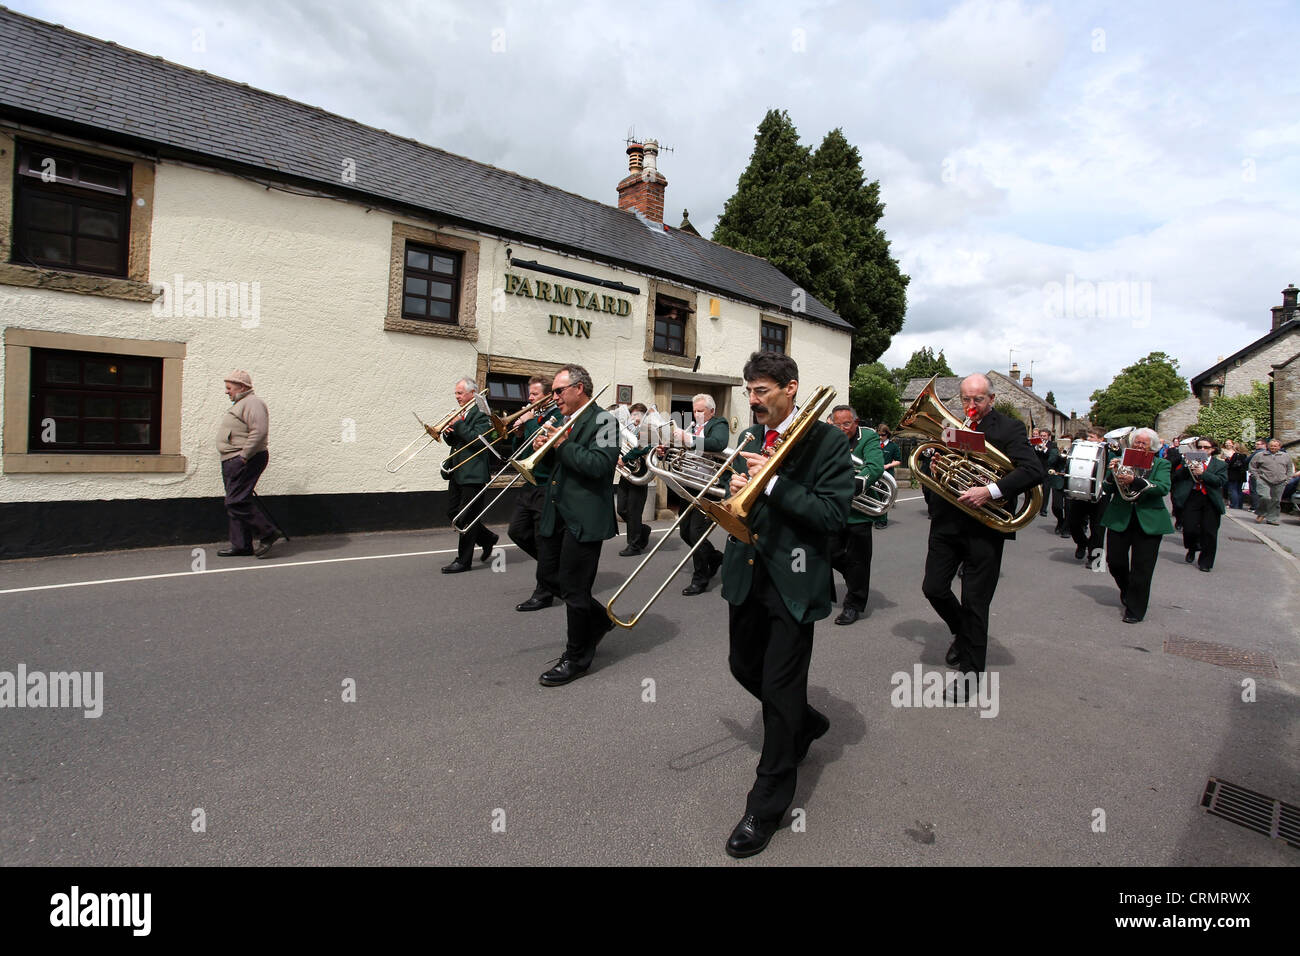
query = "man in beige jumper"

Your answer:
(217, 370), (279, 557)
